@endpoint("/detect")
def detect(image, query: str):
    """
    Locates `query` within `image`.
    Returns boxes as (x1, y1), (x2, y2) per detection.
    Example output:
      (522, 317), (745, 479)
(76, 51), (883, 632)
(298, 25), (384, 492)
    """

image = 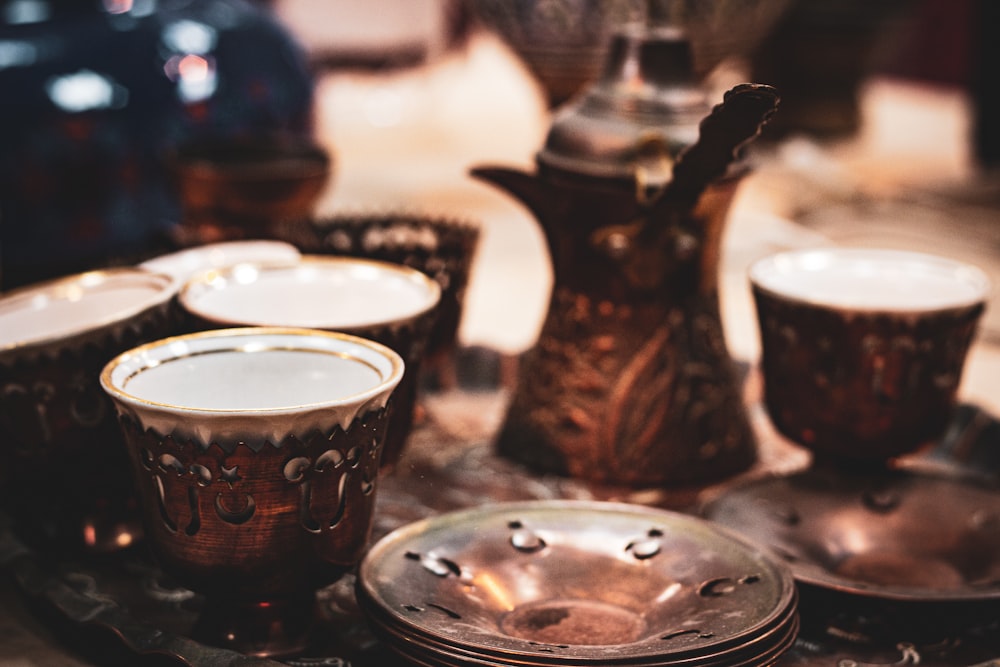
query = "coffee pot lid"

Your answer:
(537, 24), (711, 184)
